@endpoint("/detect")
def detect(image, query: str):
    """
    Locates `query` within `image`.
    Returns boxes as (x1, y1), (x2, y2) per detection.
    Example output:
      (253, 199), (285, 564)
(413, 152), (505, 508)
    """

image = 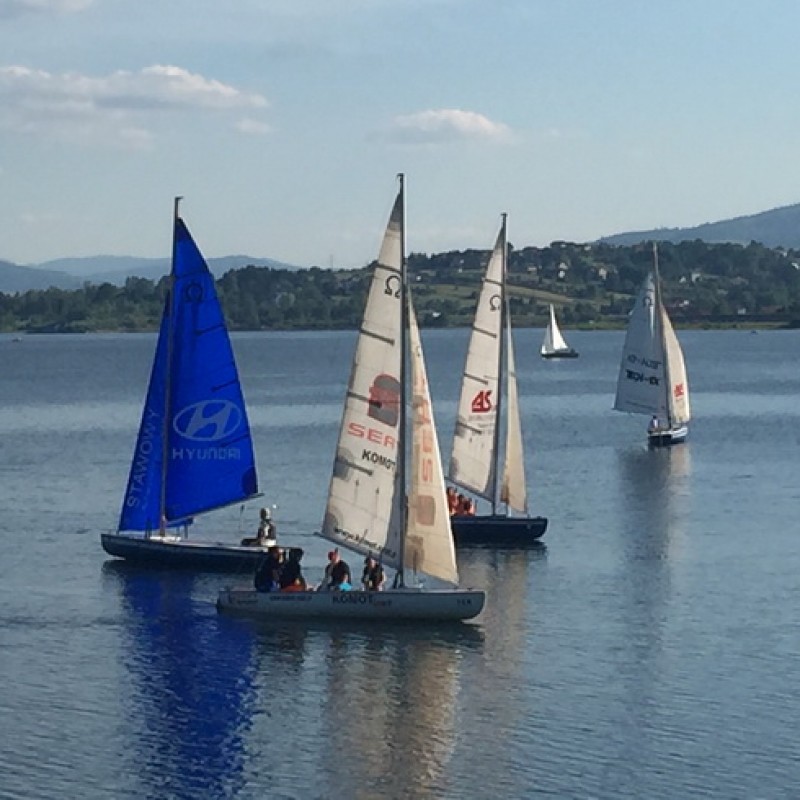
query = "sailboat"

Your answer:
(101, 199), (273, 570)
(447, 215), (548, 546)
(218, 177), (485, 621)
(540, 304), (579, 358)
(613, 243), (691, 447)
